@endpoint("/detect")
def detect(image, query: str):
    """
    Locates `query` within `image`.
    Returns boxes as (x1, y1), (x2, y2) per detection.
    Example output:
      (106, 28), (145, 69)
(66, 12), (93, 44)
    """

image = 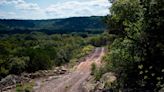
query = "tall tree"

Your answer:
(105, 0), (164, 91)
